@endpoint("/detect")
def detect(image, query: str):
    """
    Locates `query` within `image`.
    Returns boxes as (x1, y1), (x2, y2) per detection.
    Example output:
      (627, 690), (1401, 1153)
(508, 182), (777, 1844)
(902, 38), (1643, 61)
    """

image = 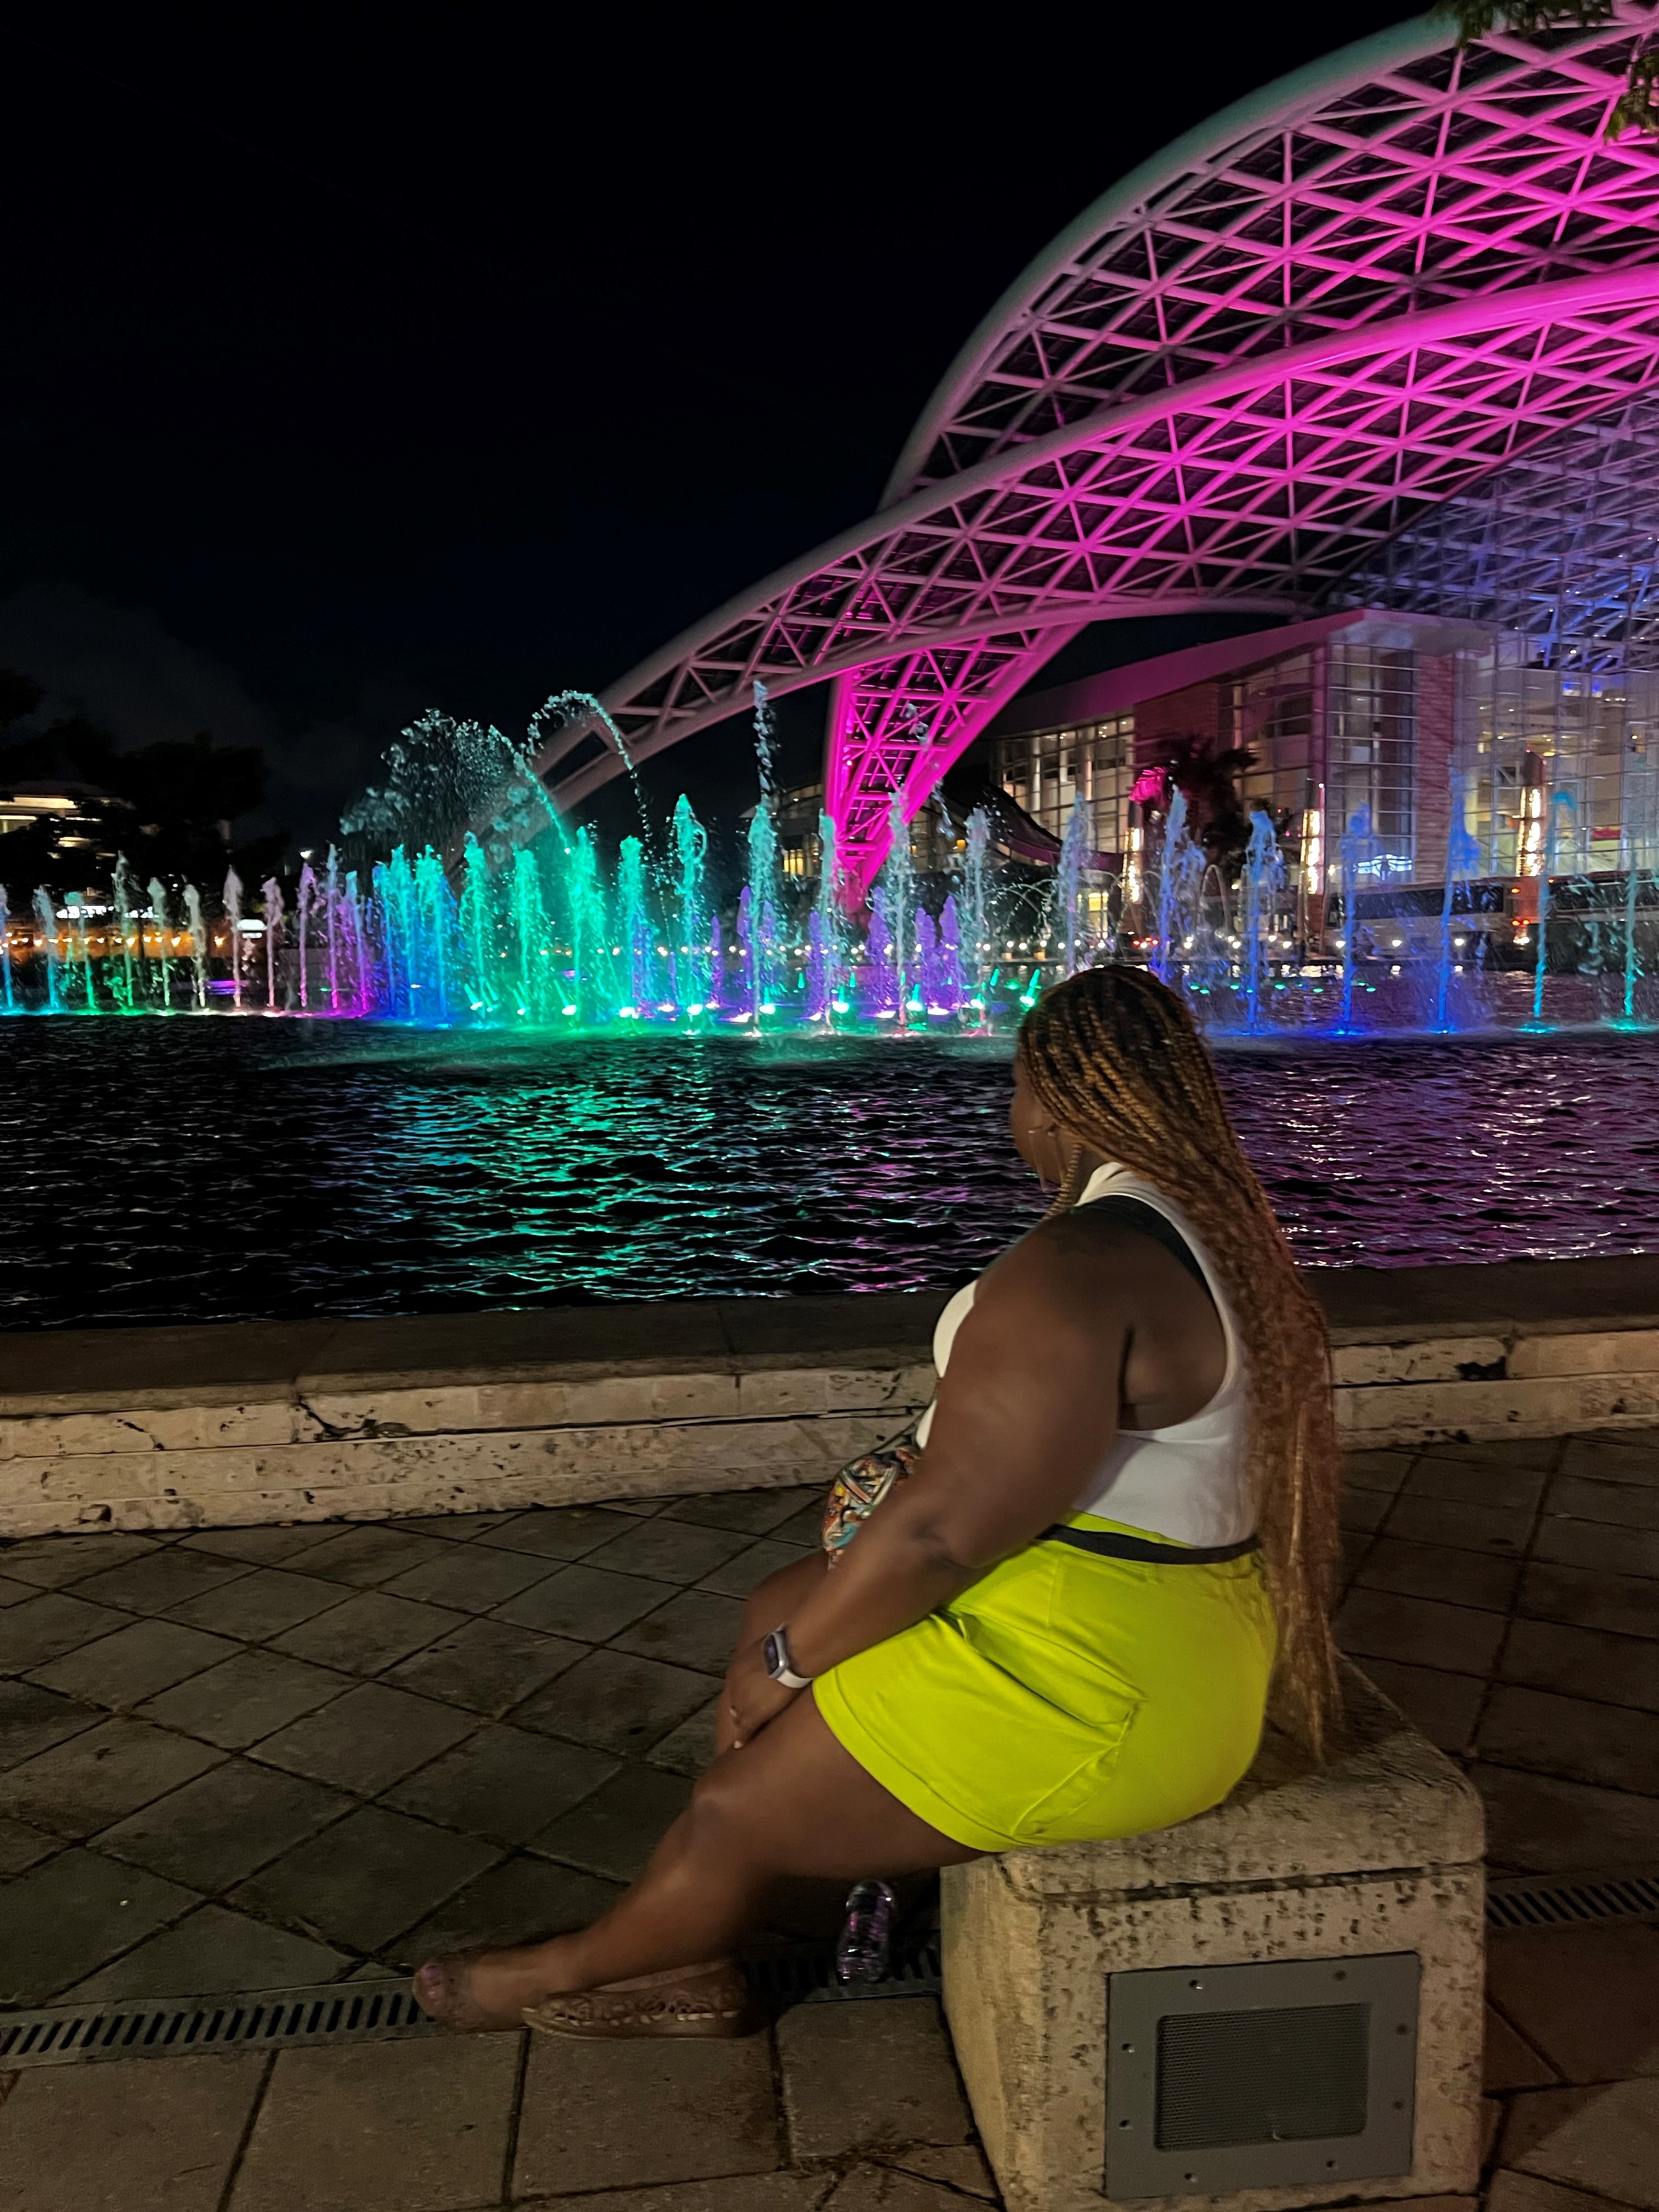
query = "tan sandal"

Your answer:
(523, 1959), (750, 2040)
